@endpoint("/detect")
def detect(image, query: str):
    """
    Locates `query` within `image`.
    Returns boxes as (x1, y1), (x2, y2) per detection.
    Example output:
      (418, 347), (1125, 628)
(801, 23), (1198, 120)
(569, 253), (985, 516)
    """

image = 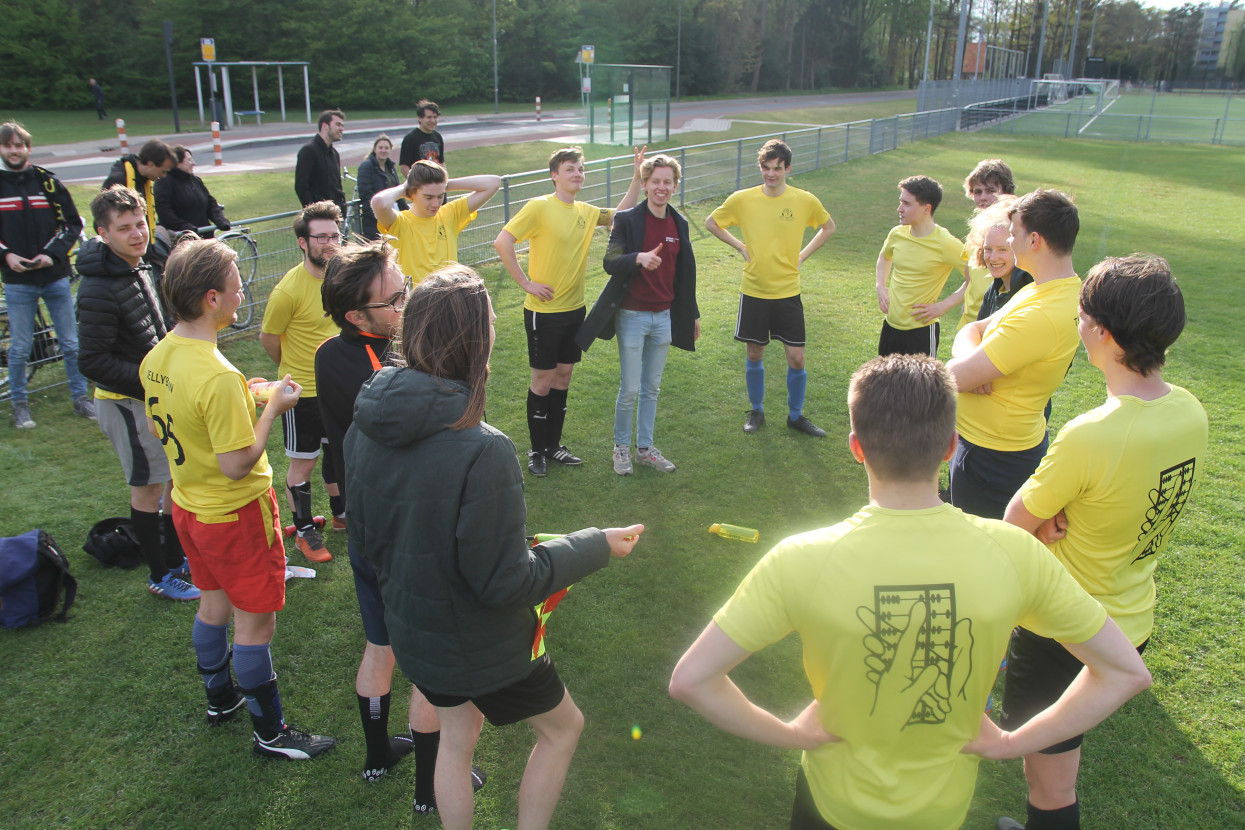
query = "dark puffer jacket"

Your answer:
(344, 366), (612, 696)
(153, 167), (229, 234)
(75, 238), (167, 400)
